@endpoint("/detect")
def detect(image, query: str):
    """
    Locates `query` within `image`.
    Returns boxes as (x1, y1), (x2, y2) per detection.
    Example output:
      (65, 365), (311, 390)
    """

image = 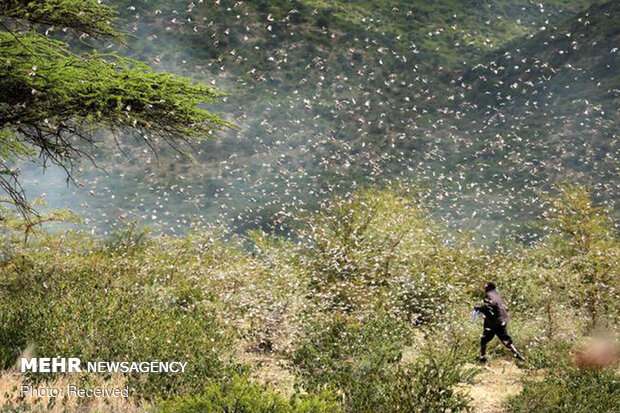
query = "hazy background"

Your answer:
(18, 0), (619, 243)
